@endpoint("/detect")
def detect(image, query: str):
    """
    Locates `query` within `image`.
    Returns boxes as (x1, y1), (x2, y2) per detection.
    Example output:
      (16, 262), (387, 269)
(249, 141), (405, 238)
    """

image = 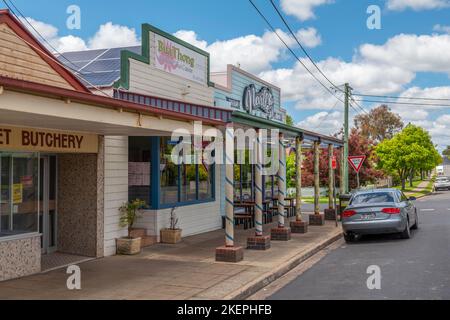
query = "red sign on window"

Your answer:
(332, 156), (337, 170)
